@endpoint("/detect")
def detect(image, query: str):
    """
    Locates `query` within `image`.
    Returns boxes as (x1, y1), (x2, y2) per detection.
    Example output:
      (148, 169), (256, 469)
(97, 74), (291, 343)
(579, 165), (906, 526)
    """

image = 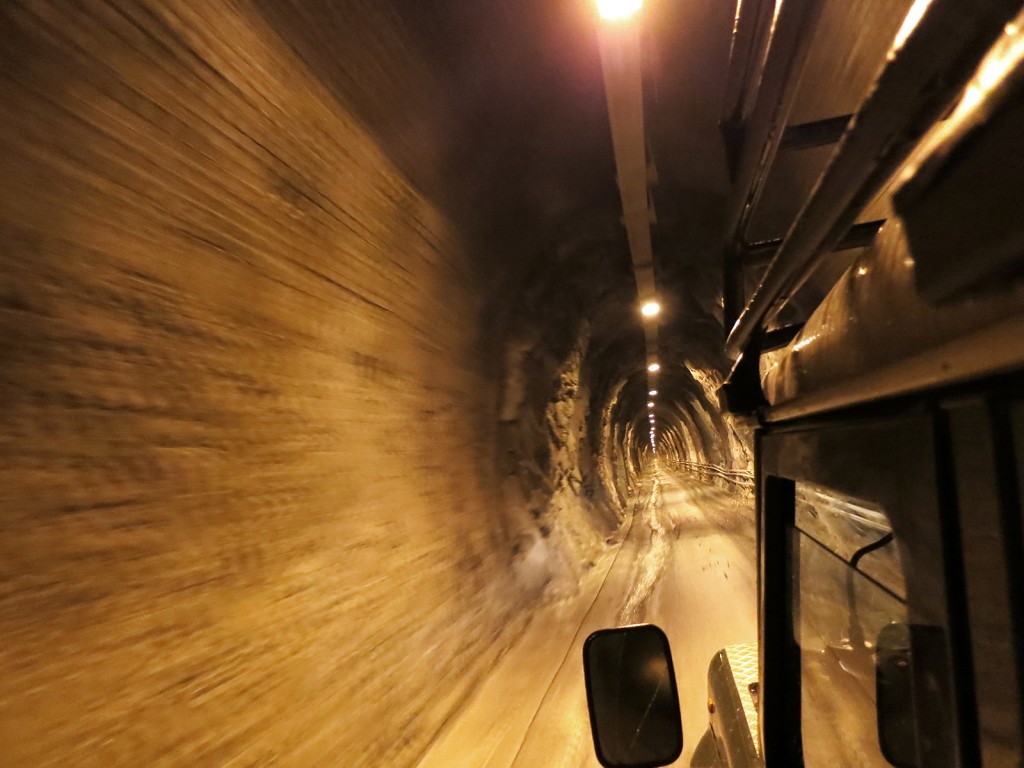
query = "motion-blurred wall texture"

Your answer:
(0, 2), (621, 764)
